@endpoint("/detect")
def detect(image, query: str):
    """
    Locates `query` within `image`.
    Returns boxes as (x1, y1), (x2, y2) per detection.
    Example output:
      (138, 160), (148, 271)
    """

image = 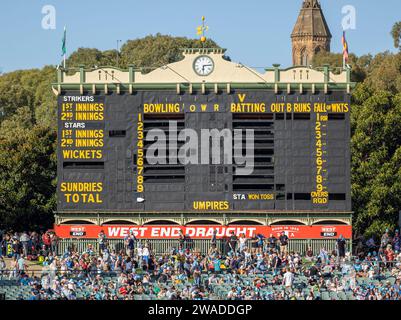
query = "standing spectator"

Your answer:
(229, 231), (238, 254)
(0, 256), (6, 279)
(384, 244), (395, 268)
(256, 234), (265, 252)
(9, 256), (18, 279)
(20, 231), (30, 257)
(142, 245), (150, 268)
(178, 230), (185, 249)
(49, 232), (59, 256)
(392, 230), (400, 253)
(336, 235), (346, 262)
(223, 236), (231, 255)
(282, 268), (295, 289)
(380, 229), (391, 249)
(12, 237), (20, 258)
(305, 246), (314, 262)
(210, 230), (217, 252)
(30, 232), (40, 254)
(271, 252), (281, 276)
(213, 256), (221, 273)
(0, 233), (6, 257)
(125, 230), (136, 258)
(267, 234), (277, 252)
(184, 233), (193, 250)
(42, 232), (51, 251)
(318, 247), (329, 264)
(279, 232), (289, 255)
(17, 255), (27, 275)
(98, 230), (107, 254)
(238, 233), (247, 253)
